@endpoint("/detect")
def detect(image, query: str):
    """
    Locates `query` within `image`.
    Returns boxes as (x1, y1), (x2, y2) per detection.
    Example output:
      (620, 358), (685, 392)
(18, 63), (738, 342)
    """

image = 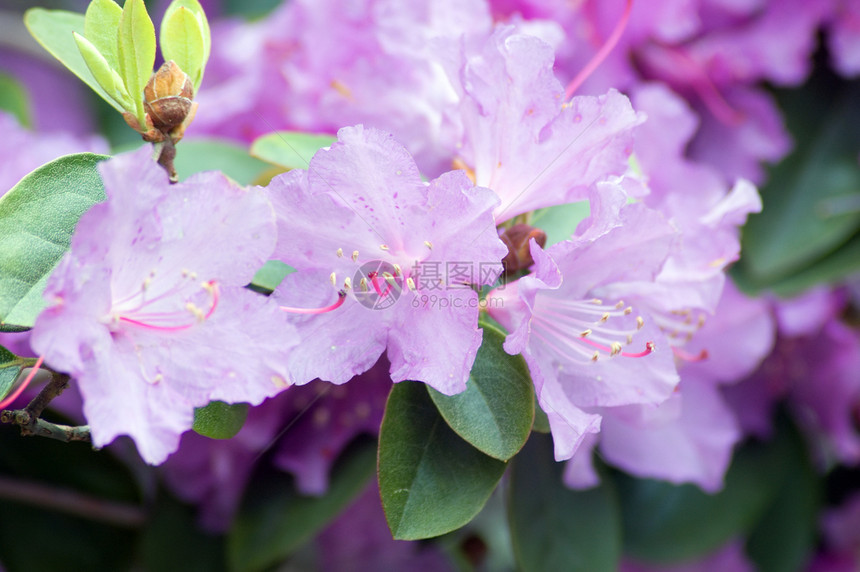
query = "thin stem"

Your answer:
(0, 475), (146, 528)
